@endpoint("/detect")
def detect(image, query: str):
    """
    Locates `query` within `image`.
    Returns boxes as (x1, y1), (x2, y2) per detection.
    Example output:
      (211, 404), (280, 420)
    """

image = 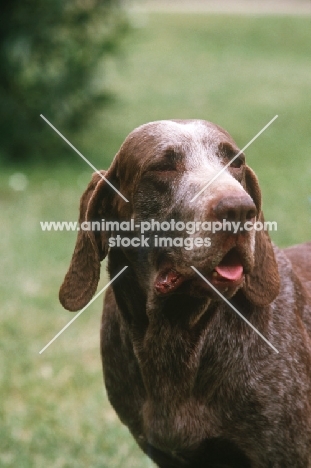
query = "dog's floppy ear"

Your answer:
(59, 170), (111, 312)
(242, 166), (280, 306)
